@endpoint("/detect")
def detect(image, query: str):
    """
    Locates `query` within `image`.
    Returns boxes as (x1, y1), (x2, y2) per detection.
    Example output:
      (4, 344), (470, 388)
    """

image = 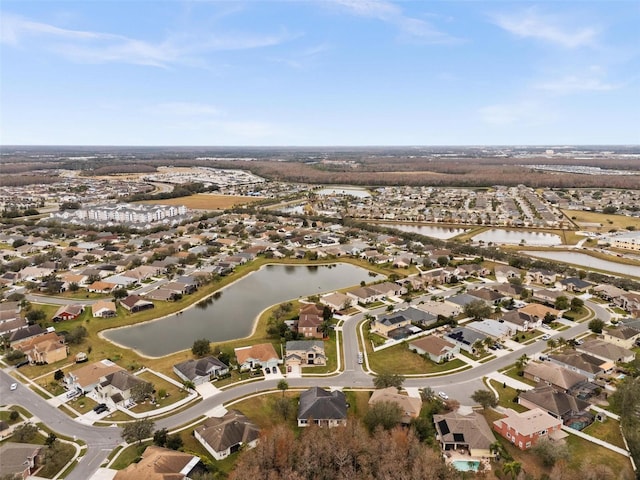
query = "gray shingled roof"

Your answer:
(298, 387), (347, 421)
